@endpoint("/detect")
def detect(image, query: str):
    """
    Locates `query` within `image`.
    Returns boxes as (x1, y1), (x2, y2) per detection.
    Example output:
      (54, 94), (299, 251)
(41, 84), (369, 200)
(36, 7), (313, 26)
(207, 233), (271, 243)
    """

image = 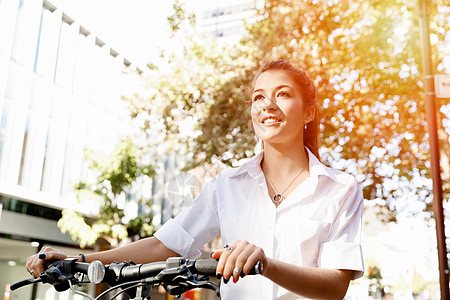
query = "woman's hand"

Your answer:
(211, 240), (269, 283)
(212, 240), (353, 299)
(26, 246), (68, 278)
